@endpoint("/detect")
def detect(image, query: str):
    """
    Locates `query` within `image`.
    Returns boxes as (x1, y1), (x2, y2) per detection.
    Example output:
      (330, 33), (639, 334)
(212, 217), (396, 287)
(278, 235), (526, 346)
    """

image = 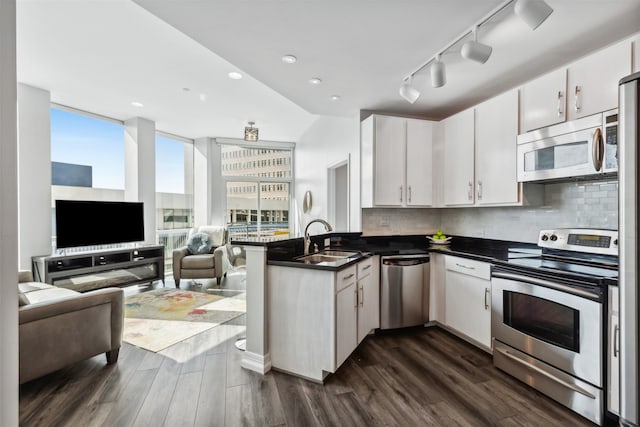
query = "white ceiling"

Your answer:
(17, 0), (640, 140)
